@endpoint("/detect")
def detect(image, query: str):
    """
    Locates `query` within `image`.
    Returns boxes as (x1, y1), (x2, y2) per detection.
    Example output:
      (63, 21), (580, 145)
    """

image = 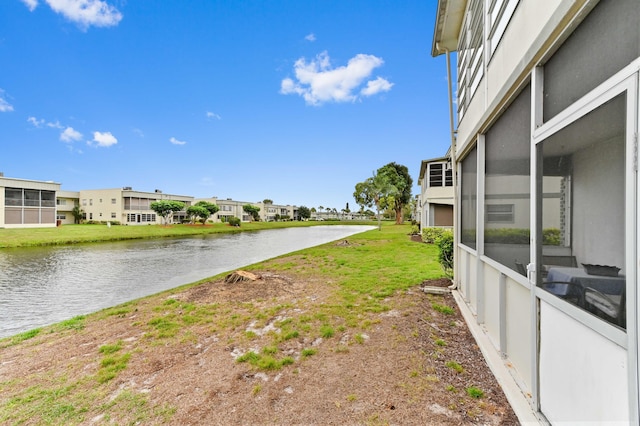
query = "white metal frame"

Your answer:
(530, 58), (640, 420)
